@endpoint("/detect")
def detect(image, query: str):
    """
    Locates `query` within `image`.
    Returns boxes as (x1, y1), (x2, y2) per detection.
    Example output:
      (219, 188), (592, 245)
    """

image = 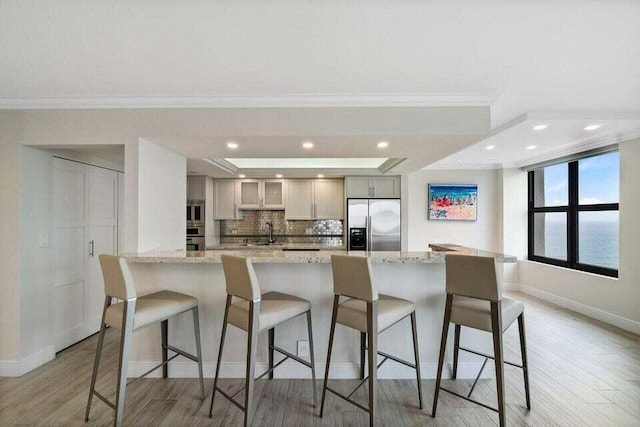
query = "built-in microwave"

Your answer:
(187, 202), (204, 226)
